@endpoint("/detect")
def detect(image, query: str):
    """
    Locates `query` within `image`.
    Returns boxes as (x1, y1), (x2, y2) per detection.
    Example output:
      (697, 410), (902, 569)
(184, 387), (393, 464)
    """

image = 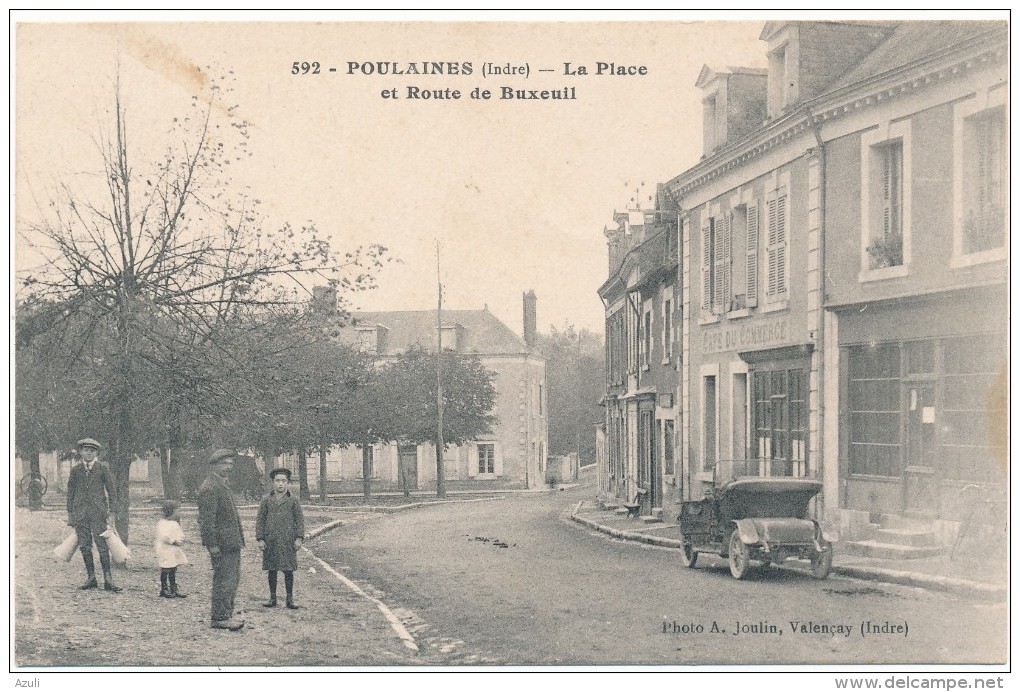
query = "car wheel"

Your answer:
(728, 529), (750, 580)
(679, 536), (698, 568)
(811, 541), (833, 579)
